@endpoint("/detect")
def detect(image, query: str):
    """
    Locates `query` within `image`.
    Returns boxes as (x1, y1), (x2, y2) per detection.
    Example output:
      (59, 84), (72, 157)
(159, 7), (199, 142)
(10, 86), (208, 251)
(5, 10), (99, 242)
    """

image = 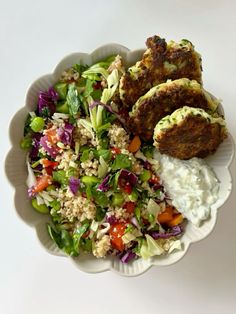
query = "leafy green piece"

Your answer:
(80, 238), (92, 252)
(95, 207), (106, 222)
(91, 89), (102, 100)
(94, 149), (111, 161)
(97, 156), (109, 178)
(67, 83), (80, 117)
(134, 206), (141, 222)
(141, 144), (154, 158)
(139, 234), (164, 259)
(92, 187), (109, 207)
(20, 136), (32, 150)
(52, 170), (68, 185)
(73, 64), (88, 75)
(80, 148), (92, 162)
(111, 154), (132, 171)
(83, 79), (94, 98)
(24, 114), (32, 136)
(54, 82), (68, 100)
(56, 101), (69, 114)
(50, 200), (61, 211)
(73, 222), (90, 253)
(66, 167), (78, 178)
